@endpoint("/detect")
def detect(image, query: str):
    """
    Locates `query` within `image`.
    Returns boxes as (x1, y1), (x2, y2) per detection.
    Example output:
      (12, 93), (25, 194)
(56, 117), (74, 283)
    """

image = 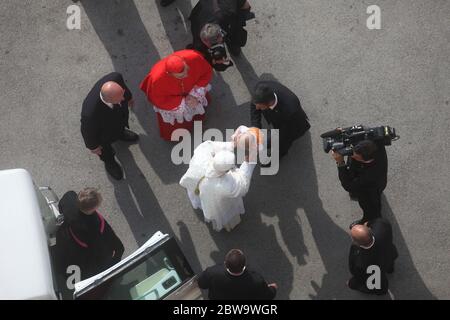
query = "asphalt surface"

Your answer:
(1, 0), (449, 299)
